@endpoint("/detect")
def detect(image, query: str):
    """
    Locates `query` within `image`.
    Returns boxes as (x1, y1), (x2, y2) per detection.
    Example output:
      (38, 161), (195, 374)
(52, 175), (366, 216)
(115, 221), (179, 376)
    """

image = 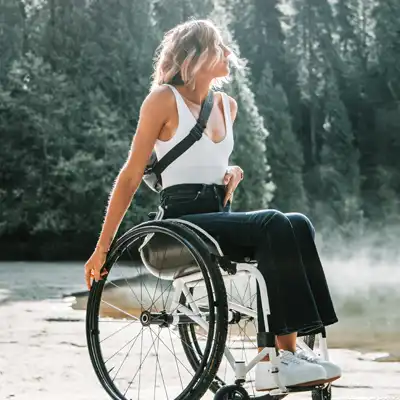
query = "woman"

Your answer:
(84, 19), (341, 391)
